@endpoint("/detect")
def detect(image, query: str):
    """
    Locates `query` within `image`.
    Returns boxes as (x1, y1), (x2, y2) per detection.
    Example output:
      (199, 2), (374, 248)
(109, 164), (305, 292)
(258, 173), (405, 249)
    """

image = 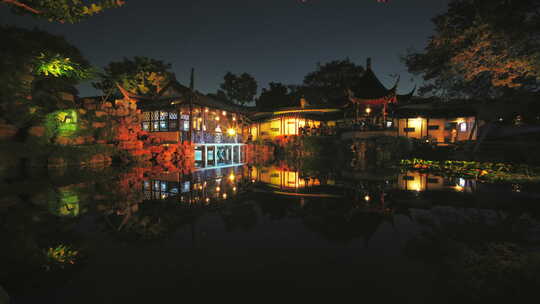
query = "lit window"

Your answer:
(459, 122), (467, 132)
